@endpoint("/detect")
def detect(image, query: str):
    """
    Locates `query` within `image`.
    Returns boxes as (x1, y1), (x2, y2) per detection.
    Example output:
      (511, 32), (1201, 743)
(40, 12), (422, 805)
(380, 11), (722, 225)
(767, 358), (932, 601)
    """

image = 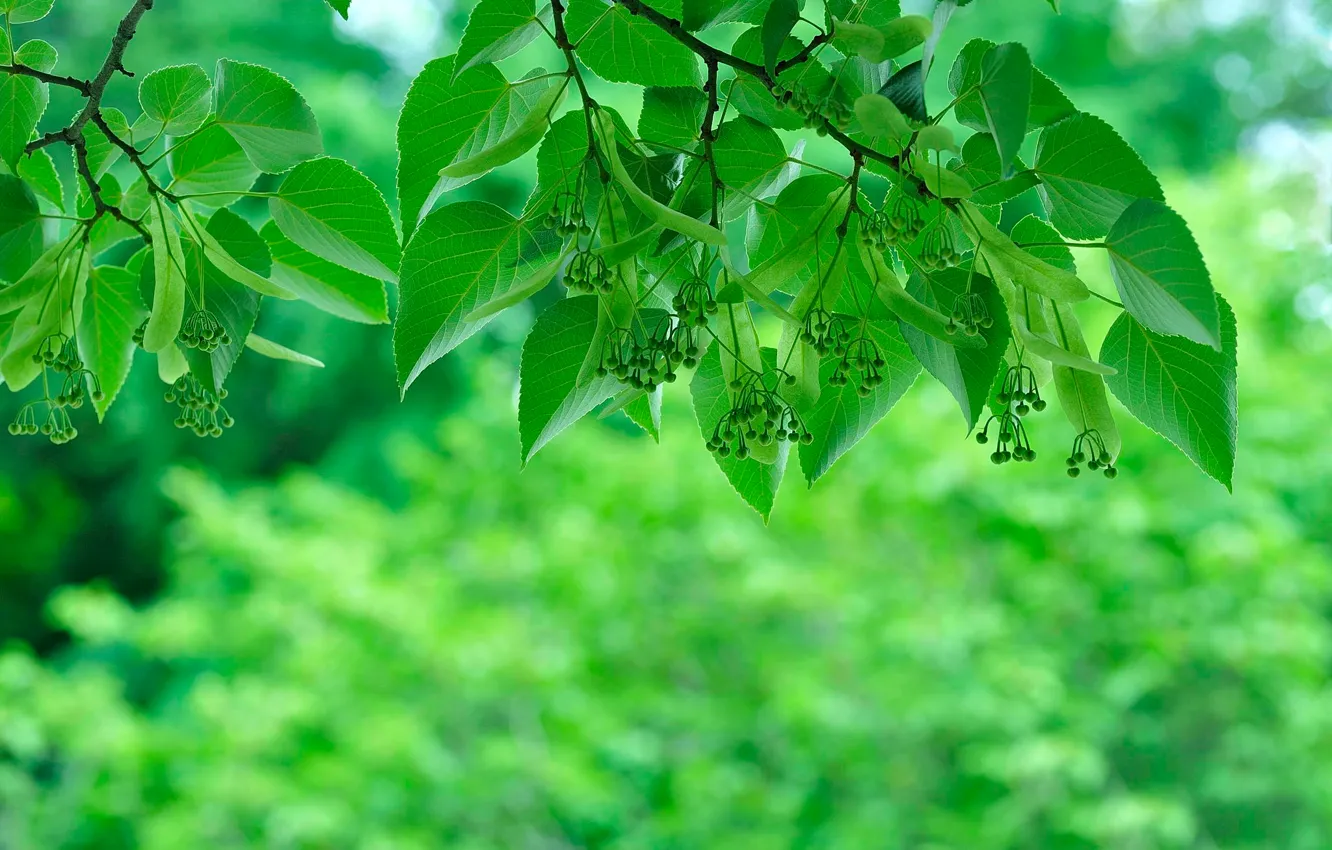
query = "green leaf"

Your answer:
(245, 333), (324, 367)
(623, 389), (666, 442)
(1101, 296), (1238, 490)
(878, 60), (926, 123)
(179, 208), (266, 392)
(639, 86), (706, 151)
(325, 0), (351, 18)
(456, 0), (548, 77)
(565, 0), (701, 88)
(0, 63), (44, 172)
(439, 79), (567, 181)
(1106, 198), (1220, 350)
(260, 221), (388, 324)
(761, 0), (799, 76)
(712, 116), (789, 217)
(77, 264), (145, 420)
(0, 0), (55, 24)
(799, 316), (919, 484)
(519, 295), (620, 462)
(1033, 112), (1163, 240)
(1028, 65), (1075, 129)
(138, 64), (213, 137)
(463, 243), (570, 322)
(395, 201), (559, 393)
(691, 345), (788, 521)
(167, 123), (260, 206)
(0, 173), (41, 284)
(952, 42), (1031, 179)
(398, 57), (558, 236)
(212, 59), (323, 174)
(903, 266), (1009, 430)
(17, 146), (62, 211)
(270, 156), (401, 282)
